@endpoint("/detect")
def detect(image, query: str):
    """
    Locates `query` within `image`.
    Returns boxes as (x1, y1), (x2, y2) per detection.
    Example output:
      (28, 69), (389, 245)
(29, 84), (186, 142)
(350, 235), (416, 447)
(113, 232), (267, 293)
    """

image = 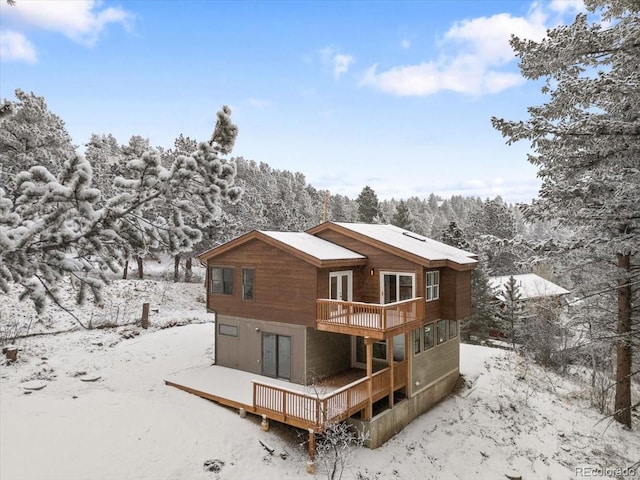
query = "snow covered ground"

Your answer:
(1, 275), (639, 480)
